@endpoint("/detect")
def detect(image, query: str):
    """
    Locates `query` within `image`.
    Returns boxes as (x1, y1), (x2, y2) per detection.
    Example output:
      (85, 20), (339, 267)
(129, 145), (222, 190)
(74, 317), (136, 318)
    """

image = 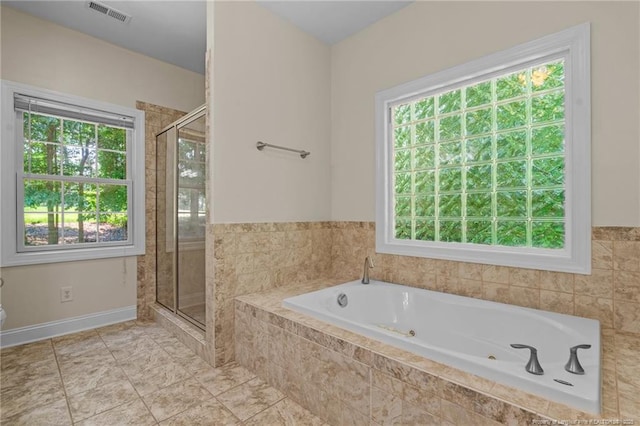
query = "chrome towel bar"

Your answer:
(256, 141), (310, 159)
